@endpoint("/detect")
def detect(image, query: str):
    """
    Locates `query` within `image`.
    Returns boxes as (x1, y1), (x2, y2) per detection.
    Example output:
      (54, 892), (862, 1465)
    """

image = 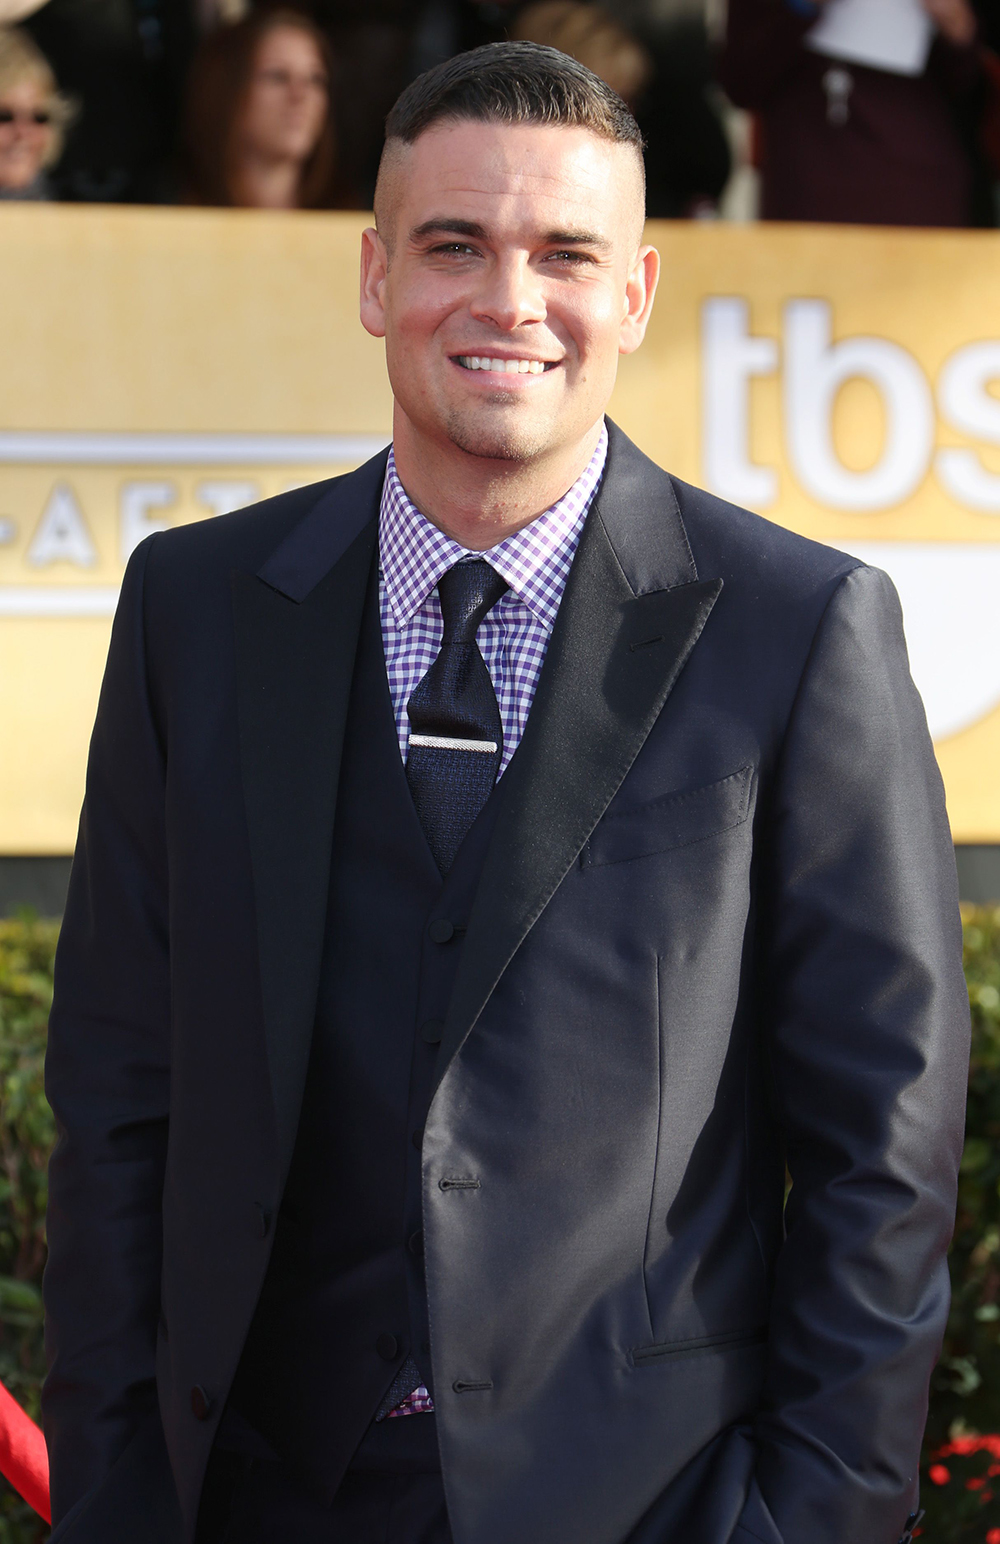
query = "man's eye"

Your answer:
(547, 250), (593, 264)
(433, 244), (478, 257)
